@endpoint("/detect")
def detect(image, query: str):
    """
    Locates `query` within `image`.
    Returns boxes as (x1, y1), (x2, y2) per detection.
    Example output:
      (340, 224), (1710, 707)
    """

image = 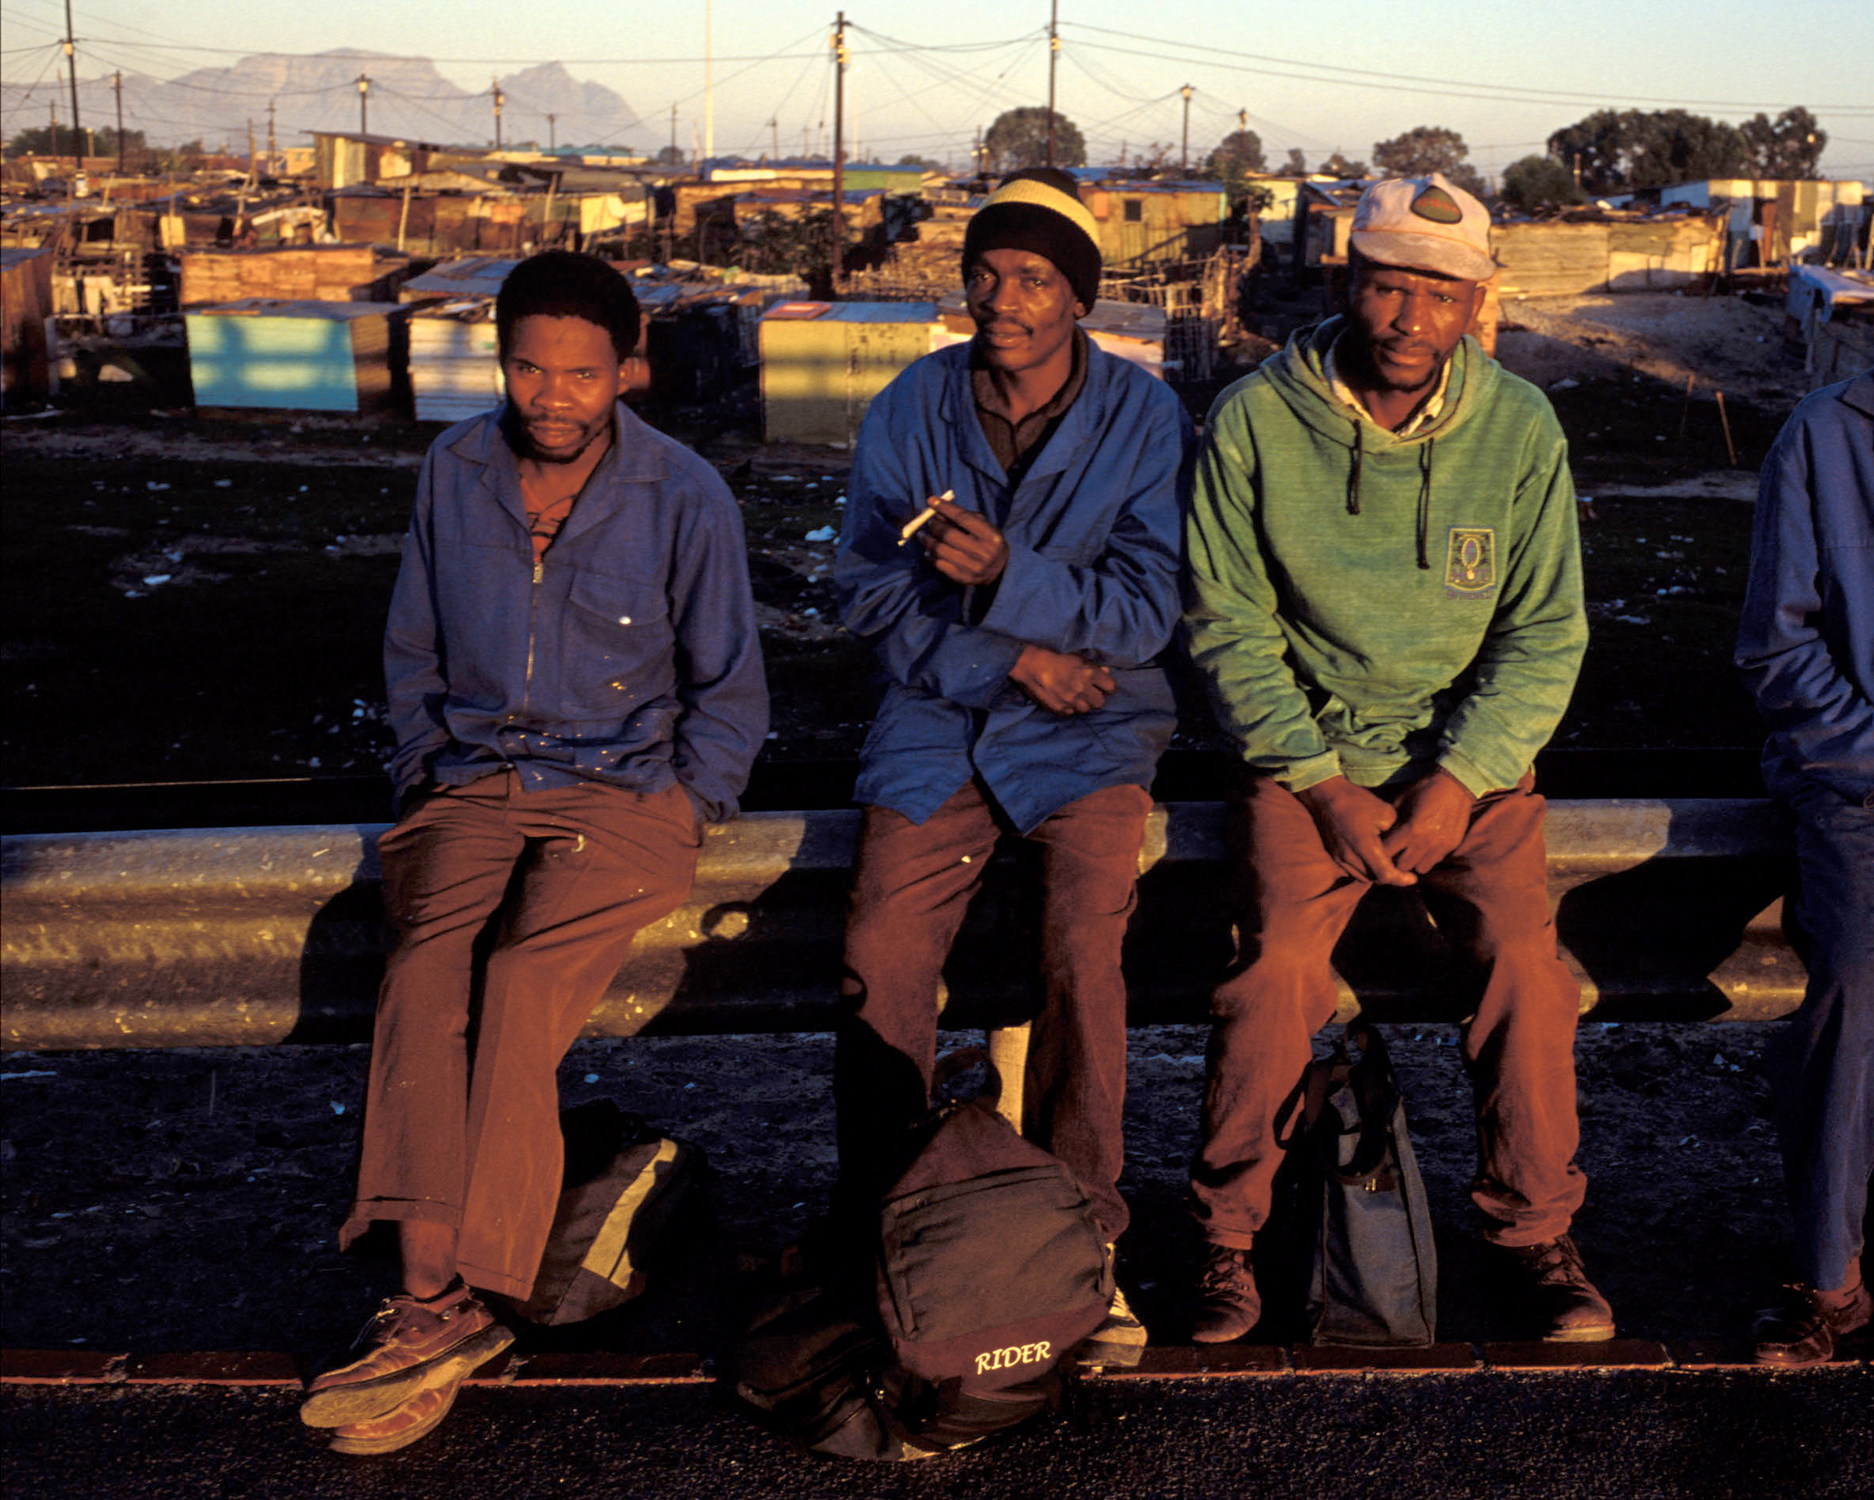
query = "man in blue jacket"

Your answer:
(300, 252), (767, 1453)
(833, 168), (1189, 1367)
(1736, 368), (1873, 1367)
